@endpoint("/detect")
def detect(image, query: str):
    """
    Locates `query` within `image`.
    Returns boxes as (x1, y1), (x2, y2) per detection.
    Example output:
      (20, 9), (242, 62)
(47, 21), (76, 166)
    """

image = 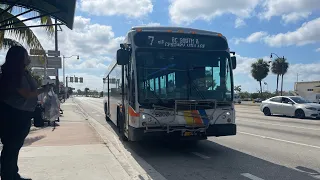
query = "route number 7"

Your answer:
(148, 36), (154, 45)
